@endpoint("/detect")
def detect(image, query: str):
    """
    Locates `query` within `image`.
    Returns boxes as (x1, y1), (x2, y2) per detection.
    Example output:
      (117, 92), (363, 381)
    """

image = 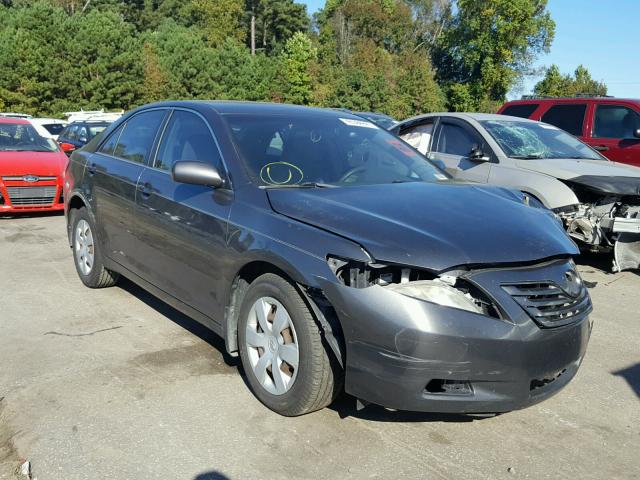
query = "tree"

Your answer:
(534, 64), (607, 97)
(184, 0), (245, 46)
(434, 0), (555, 111)
(281, 31), (316, 104)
